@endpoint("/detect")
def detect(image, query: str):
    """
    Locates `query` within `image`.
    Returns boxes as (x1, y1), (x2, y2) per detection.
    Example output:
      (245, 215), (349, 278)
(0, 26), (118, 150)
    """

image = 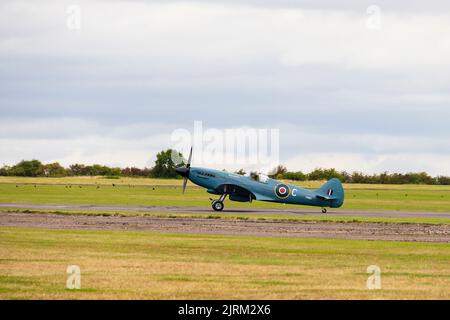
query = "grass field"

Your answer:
(0, 177), (449, 212)
(1, 176), (450, 300)
(1, 227), (450, 299)
(2, 176), (450, 190)
(0, 176), (187, 187)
